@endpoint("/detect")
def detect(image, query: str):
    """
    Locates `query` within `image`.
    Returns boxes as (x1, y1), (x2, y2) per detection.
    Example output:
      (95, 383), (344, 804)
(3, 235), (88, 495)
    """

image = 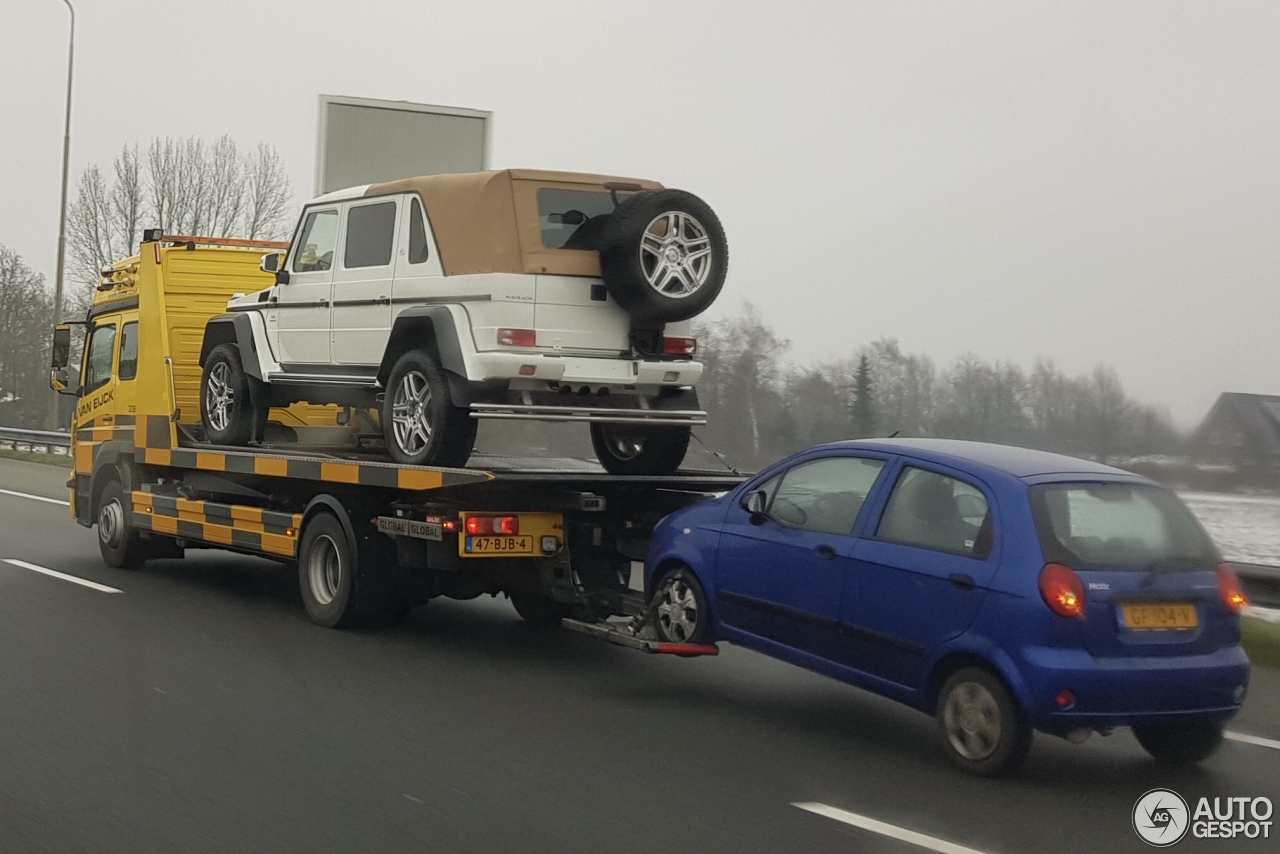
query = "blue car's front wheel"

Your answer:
(652, 567), (711, 645)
